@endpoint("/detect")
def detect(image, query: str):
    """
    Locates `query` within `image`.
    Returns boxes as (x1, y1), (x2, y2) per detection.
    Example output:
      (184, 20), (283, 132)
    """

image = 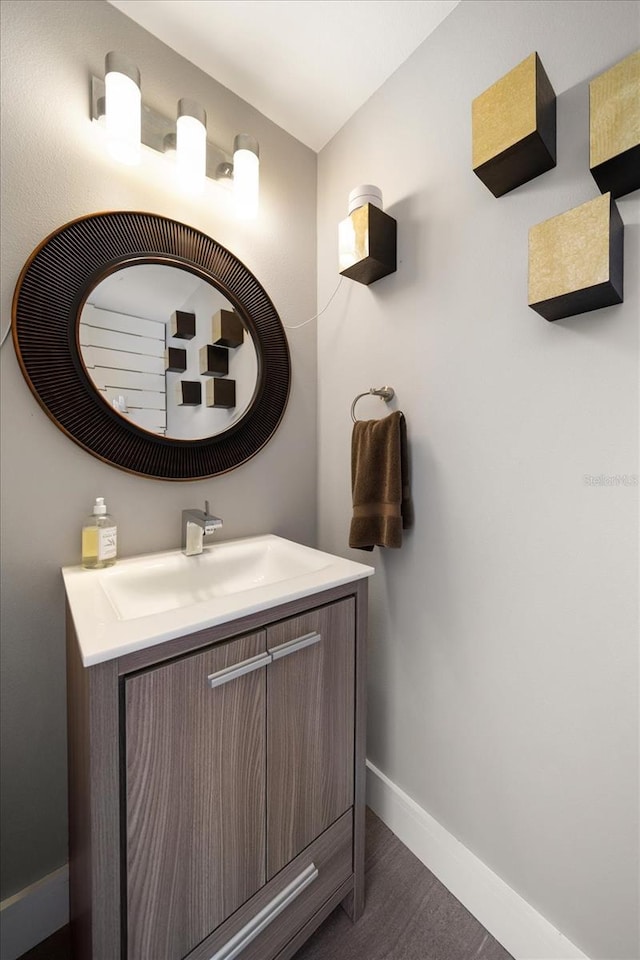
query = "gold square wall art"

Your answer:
(528, 193), (623, 322)
(590, 50), (640, 198)
(472, 52), (556, 197)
